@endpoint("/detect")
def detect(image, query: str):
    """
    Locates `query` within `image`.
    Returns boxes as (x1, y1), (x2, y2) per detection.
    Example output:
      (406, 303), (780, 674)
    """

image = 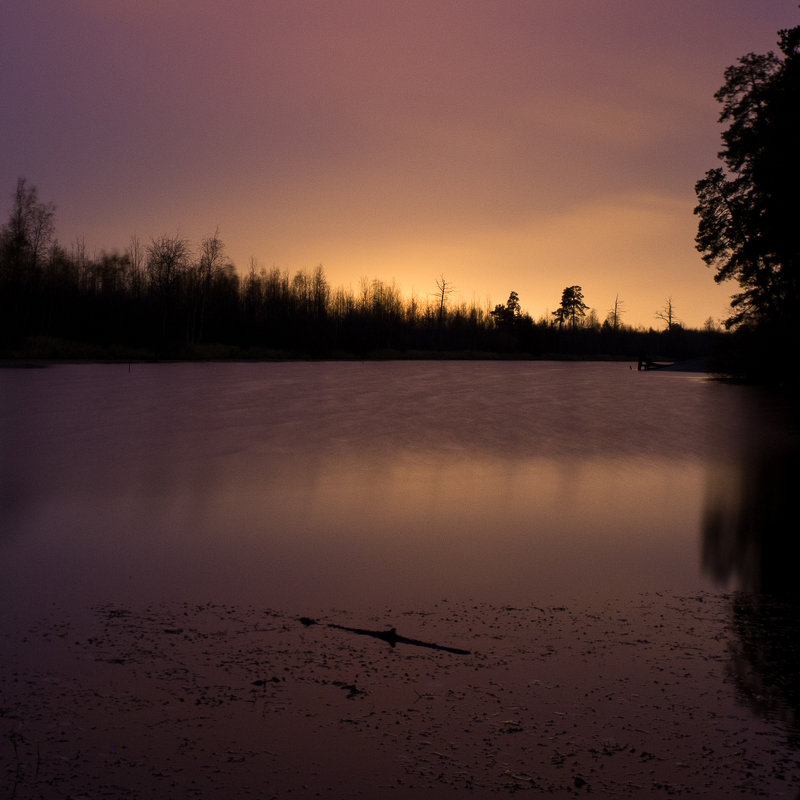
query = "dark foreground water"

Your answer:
(1, 361), (795, 619)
